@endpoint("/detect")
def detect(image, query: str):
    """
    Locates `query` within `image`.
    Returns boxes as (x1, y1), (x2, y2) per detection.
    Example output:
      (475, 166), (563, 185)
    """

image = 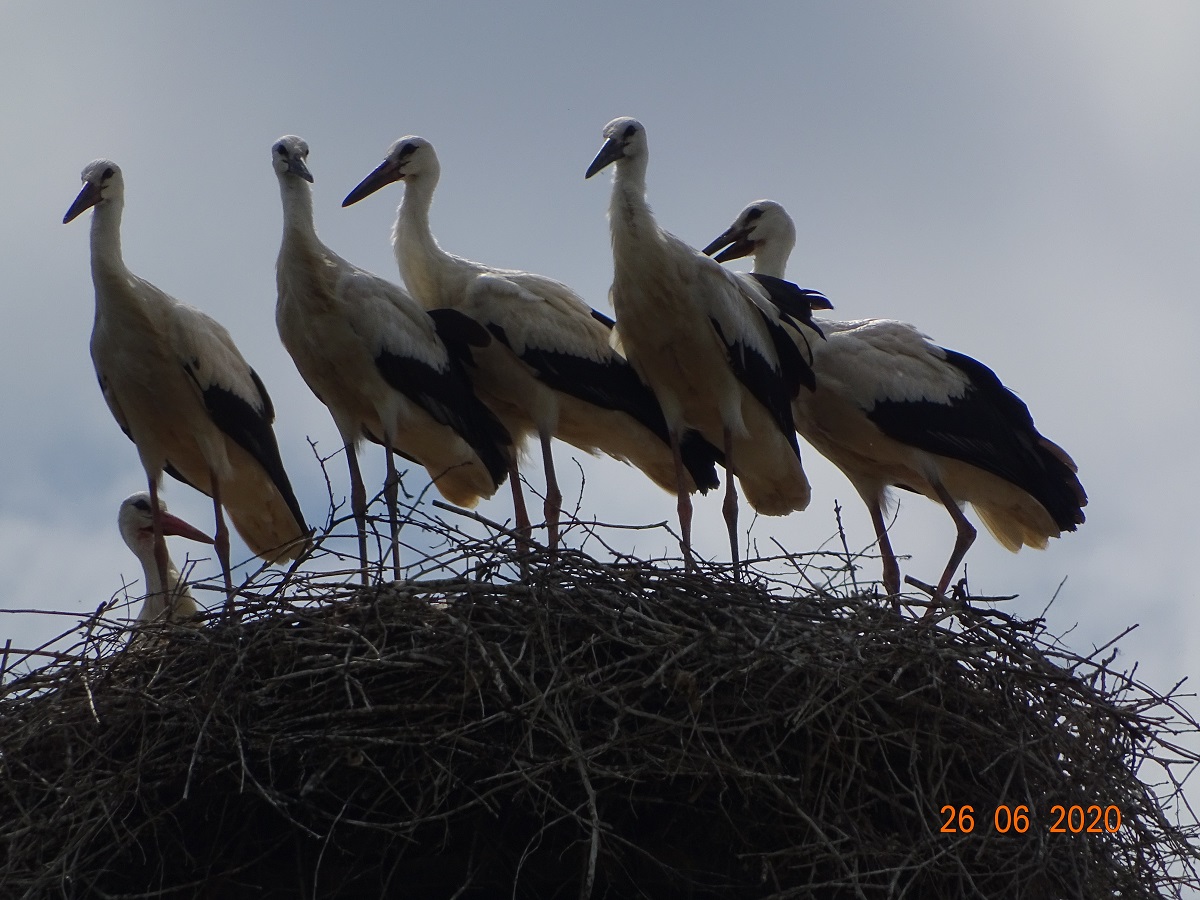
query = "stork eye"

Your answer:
(623, 124), (638, 139)
(746, 208), (763, 222)
(275, 143), (288, 157)
(102, 167), (114, 180)
(399, 142), (417, 158)
(133, 498), (150, 511)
